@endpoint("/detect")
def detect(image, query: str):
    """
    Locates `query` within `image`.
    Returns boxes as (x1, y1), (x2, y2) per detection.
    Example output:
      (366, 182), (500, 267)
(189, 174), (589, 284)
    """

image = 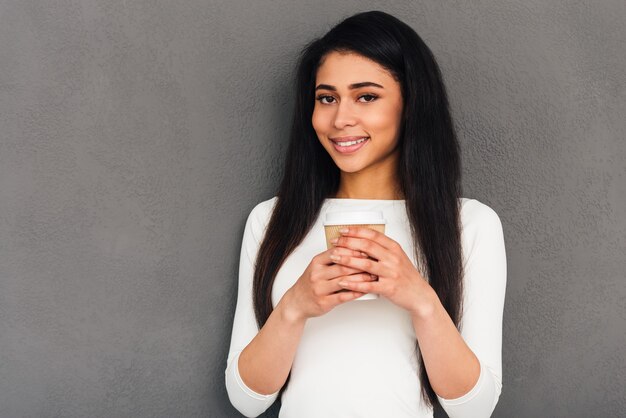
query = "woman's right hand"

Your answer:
(281, 247), (376, 323)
